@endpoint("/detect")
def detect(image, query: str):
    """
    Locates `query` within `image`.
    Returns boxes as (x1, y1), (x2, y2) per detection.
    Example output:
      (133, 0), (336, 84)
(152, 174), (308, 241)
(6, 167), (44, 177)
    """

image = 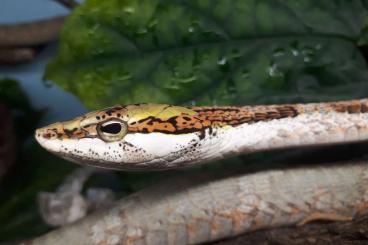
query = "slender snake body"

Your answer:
(33, 98), (368, 244)
(36, 98), (368, 170)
